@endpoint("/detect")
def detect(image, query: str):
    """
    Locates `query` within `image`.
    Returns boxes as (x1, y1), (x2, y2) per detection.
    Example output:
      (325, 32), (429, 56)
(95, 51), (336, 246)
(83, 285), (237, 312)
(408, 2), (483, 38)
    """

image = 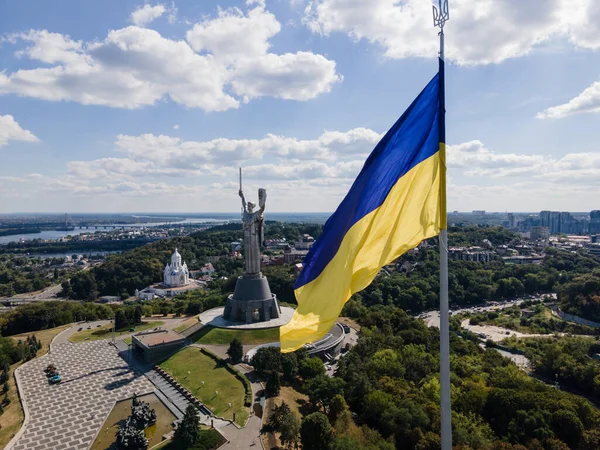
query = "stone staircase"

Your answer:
(153, 365), (213, 417)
